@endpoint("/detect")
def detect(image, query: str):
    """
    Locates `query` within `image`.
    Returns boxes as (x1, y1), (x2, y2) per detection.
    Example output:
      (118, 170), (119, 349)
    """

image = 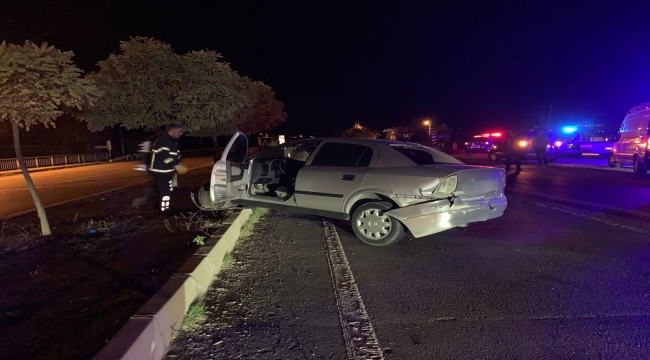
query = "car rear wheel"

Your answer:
(351, 202), (405, 246)
(633, 156), (647, 175)
(608, 154), (621, 168)
(488, 153), (498, 161)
